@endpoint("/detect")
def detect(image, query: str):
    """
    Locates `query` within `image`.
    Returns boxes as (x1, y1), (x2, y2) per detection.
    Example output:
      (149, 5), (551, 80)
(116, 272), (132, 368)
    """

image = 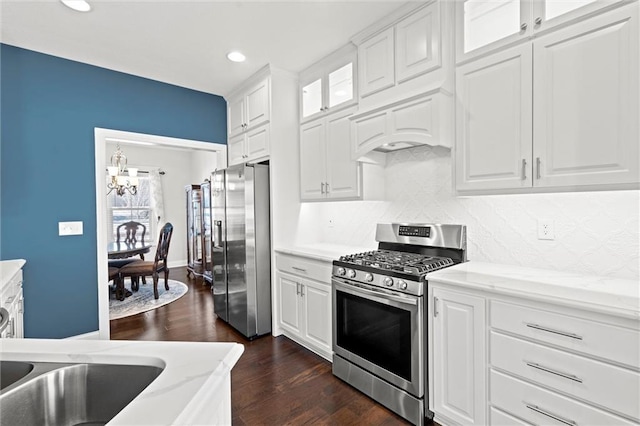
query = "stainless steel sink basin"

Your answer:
(0, 362), (163, 426)
(0, 361), (34, 390)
